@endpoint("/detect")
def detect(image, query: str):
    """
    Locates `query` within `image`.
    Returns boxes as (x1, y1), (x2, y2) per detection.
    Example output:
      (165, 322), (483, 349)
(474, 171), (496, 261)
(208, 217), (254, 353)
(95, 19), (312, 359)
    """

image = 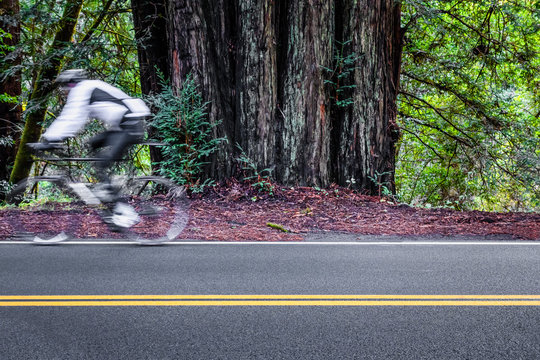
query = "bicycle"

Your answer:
(8, 142), (189, 245)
